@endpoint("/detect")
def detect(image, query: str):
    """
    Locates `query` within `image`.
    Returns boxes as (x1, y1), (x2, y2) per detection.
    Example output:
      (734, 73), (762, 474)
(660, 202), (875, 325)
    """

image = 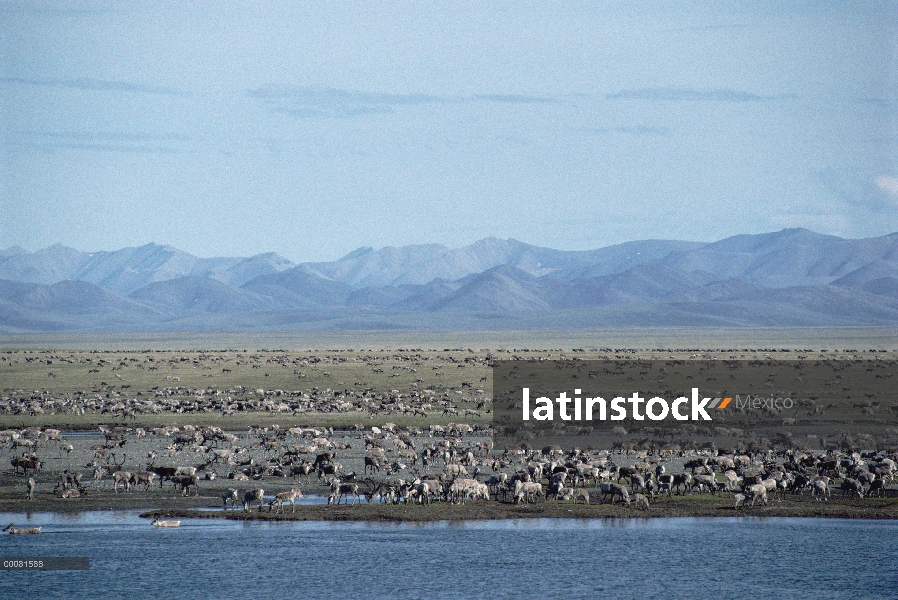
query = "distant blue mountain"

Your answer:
(1, 229), (897, 331)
